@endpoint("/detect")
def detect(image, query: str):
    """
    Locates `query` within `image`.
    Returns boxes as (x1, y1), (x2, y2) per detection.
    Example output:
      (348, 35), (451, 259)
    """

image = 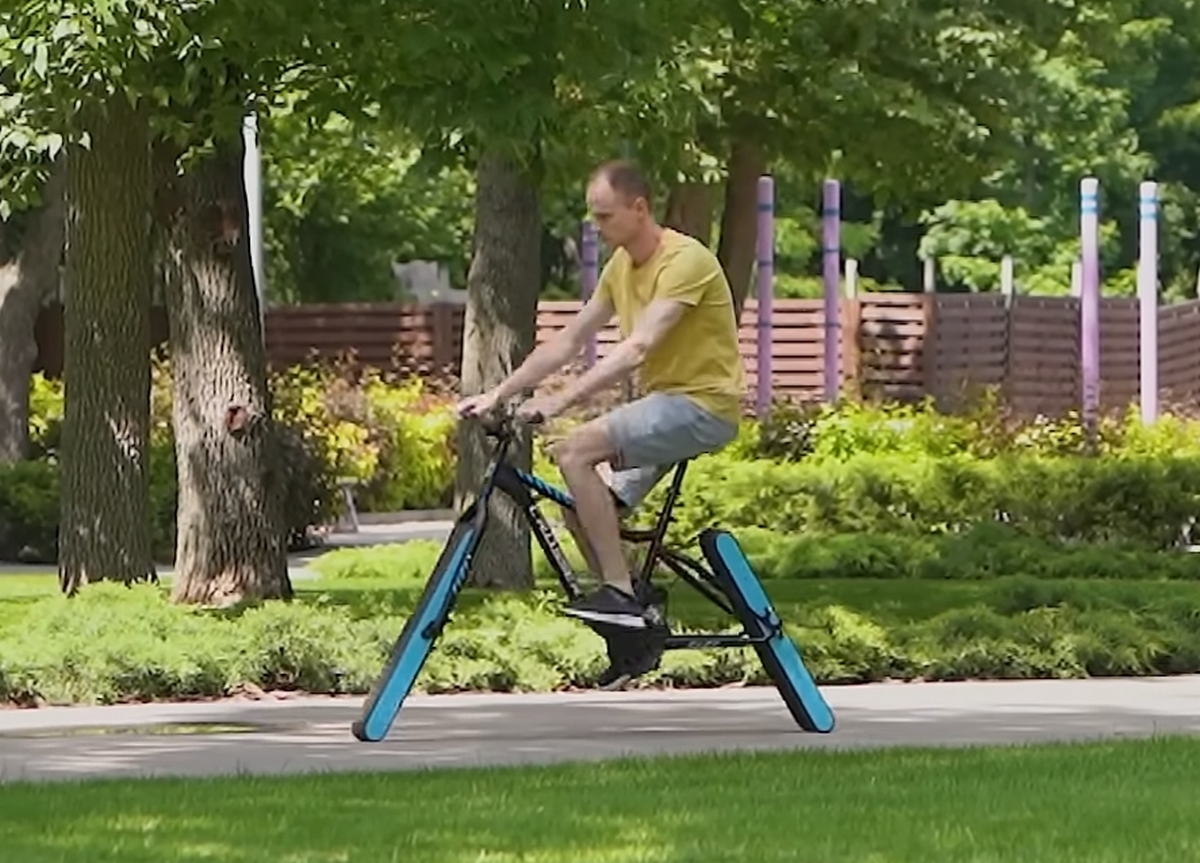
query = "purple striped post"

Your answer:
(755, 175), (774, 418)
(580, 219), (599, 368)
(1138, 181), (1159, 424)
(823, 179), (841, 402)
(1080, 177), (1100, 430)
